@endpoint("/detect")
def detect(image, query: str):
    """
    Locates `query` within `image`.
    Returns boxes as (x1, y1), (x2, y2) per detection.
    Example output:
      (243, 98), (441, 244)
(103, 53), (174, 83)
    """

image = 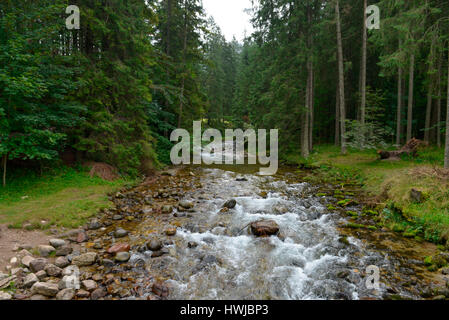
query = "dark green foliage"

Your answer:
(0, 0), (86, 184)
